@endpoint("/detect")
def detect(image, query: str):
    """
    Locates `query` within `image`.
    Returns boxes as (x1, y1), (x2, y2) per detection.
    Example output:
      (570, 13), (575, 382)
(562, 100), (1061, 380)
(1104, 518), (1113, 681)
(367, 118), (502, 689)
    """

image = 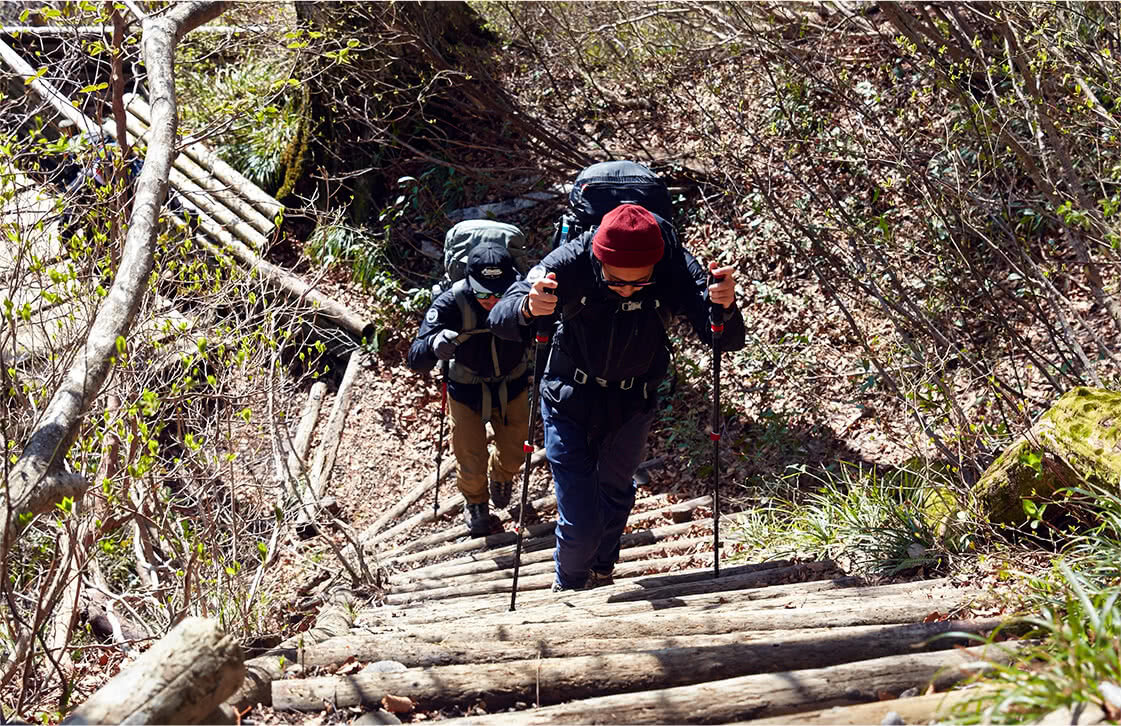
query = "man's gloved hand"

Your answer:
(432, 329), (460, 360)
